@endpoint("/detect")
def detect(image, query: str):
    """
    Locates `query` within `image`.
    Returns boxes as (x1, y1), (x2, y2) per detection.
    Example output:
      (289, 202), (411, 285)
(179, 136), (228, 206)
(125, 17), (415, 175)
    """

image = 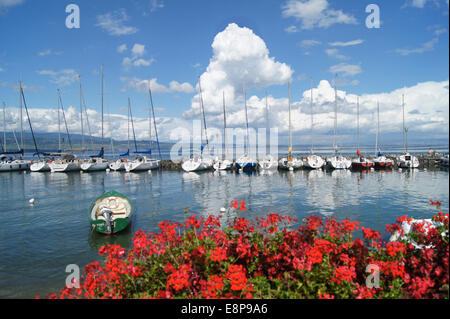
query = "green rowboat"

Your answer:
(89, 190), (133, 235)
